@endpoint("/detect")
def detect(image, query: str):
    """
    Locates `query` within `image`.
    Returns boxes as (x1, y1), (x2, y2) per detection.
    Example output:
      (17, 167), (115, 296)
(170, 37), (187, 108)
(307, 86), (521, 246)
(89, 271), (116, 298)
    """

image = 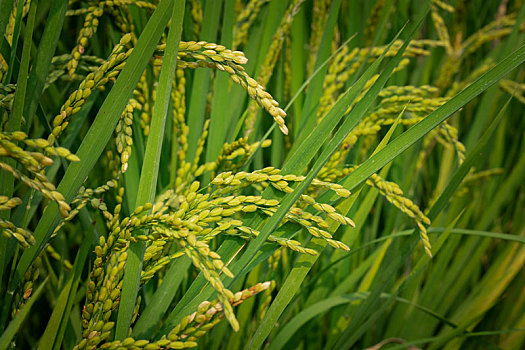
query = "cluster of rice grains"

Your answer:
(160, 40), (289, 135)
(0, 131), (78, 246)
(74, 165), (355, 348)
